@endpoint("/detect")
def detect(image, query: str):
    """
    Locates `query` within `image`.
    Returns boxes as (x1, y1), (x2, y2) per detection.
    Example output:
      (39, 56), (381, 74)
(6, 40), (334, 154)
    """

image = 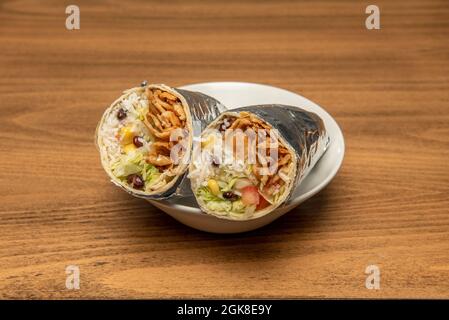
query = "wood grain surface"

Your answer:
(1, 0), (449, 299)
